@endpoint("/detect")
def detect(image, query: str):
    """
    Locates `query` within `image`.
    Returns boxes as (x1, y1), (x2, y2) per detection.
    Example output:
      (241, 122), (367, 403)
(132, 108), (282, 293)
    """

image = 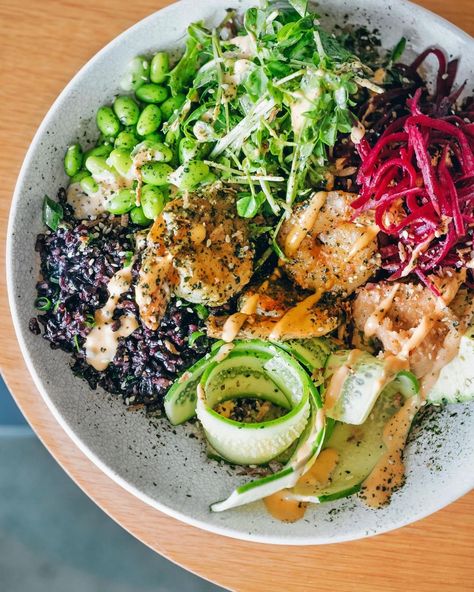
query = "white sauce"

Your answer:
(229, 34), (256, 59)
(290, 87), (320, 135)
(85, 265), (138, 371)
(67, 183), (107, 219)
